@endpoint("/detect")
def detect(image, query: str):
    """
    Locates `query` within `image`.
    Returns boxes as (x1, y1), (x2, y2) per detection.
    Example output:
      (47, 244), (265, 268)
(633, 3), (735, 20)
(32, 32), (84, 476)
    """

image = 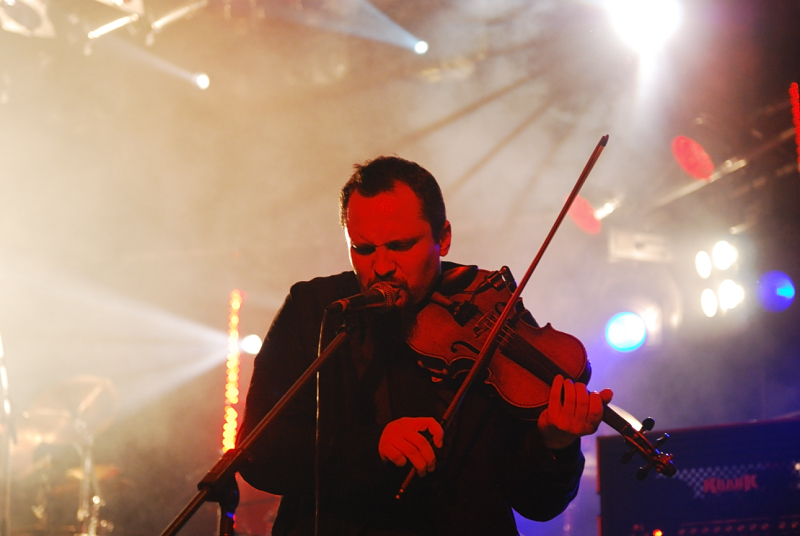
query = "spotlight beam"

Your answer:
(103, 38), (210, 90)
(395, 73), (538, 149)
(151, 0), (208, 33)
(261, 0), (424, 52)
(445, 97), (554, 196)
(87, 13), (138, 39)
